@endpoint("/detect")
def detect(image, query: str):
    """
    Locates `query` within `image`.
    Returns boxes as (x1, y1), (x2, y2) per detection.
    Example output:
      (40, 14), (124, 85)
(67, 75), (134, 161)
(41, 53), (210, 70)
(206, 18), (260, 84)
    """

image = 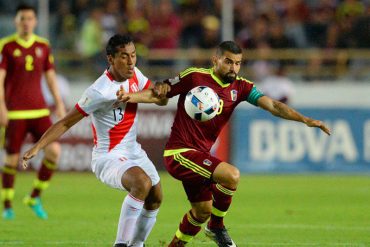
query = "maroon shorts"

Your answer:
(164, 149), (222, 202)
(5, 116), (52, 154)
